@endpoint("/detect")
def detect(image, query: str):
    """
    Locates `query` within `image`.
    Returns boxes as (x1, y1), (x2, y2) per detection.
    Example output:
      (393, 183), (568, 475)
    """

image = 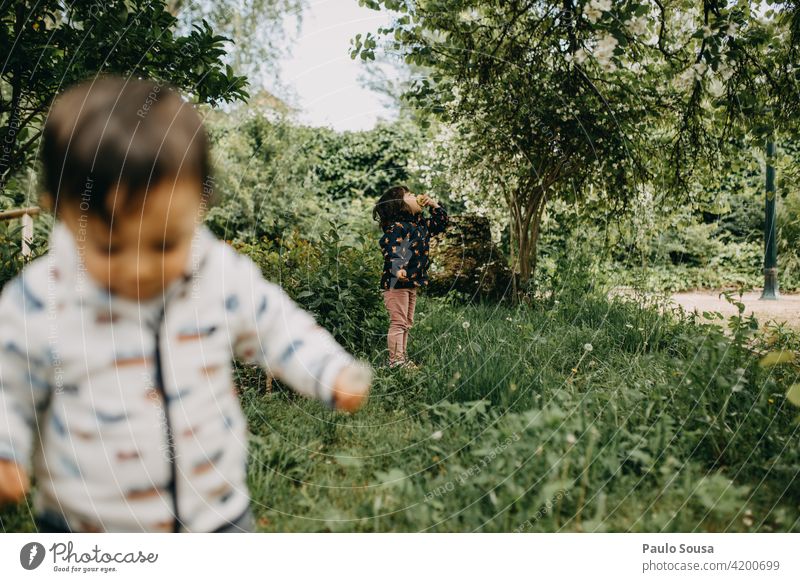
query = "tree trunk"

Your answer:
(512, 189), (548, 291)
(508, 213), (517, 298)
(529, 190), (548, 280)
